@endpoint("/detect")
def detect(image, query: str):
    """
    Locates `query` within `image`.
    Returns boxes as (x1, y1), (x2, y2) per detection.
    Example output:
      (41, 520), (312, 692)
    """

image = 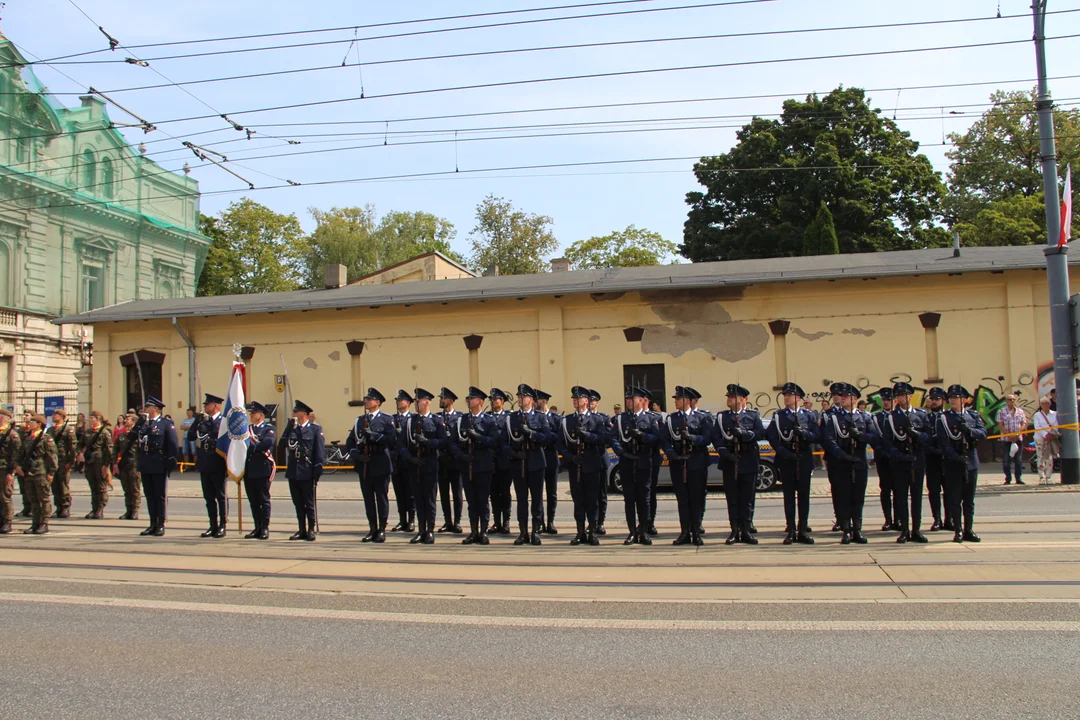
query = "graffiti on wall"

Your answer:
(751, 364), (1066, 434)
